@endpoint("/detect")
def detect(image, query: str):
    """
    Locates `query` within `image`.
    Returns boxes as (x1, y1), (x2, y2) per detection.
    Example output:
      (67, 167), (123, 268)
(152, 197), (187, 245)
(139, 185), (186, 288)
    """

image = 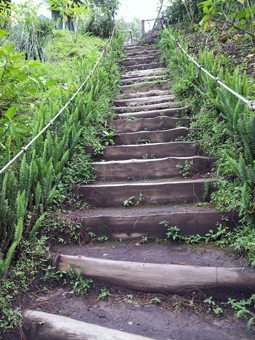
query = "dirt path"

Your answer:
(22, 44), (255, 339)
